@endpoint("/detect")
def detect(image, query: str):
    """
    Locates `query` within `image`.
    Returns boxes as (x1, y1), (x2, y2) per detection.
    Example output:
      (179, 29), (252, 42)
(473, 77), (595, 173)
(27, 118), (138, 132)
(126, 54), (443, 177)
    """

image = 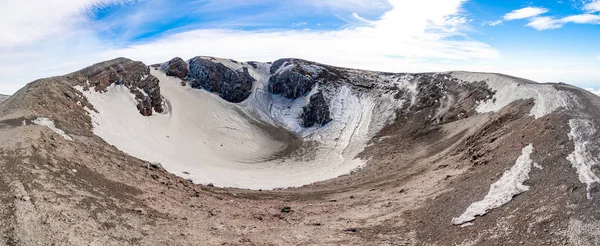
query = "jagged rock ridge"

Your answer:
(67, 57), (164, 116)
